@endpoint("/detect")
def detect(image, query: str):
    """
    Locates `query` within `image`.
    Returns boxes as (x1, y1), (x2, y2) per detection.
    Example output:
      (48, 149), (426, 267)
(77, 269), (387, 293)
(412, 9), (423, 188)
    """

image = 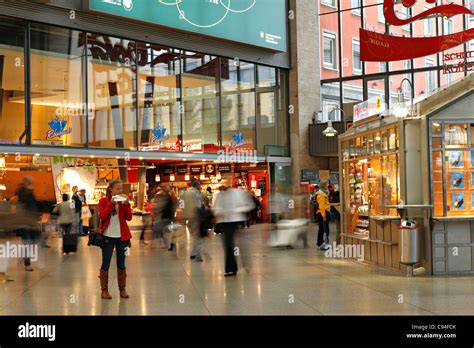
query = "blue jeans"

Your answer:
(101, 237), (128, 271)
(75, 212), (83, 234)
